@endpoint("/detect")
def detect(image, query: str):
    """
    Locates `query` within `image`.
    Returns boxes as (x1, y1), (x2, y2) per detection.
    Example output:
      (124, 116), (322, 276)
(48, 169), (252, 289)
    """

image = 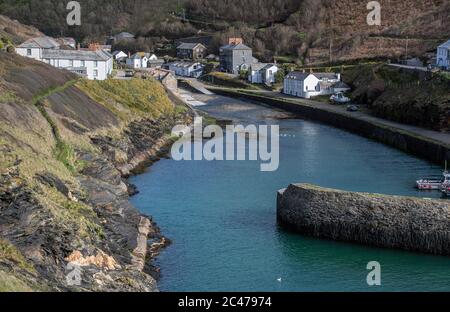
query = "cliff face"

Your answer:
(277, 184), (450, 256)
(0, 51), (191, 291)
(343, 64), (450, 132)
